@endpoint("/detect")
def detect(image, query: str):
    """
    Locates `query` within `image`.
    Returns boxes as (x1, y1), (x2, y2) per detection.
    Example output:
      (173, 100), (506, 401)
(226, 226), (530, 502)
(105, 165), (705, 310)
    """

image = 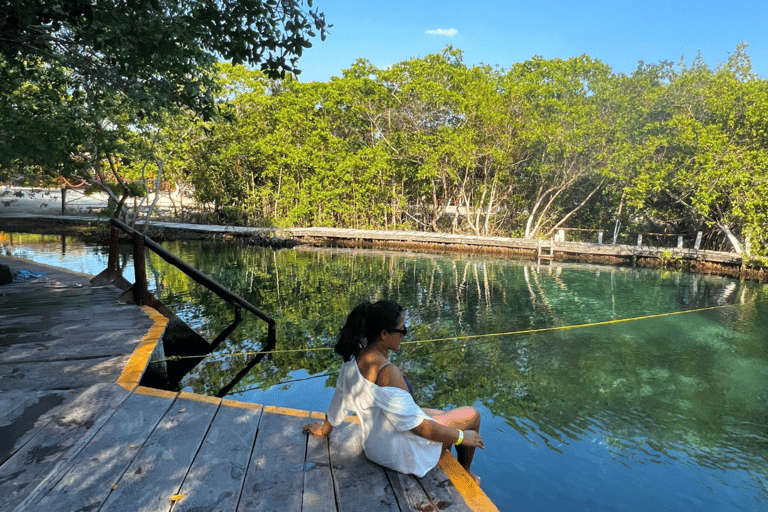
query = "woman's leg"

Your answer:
(424, 406), (481, 473)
